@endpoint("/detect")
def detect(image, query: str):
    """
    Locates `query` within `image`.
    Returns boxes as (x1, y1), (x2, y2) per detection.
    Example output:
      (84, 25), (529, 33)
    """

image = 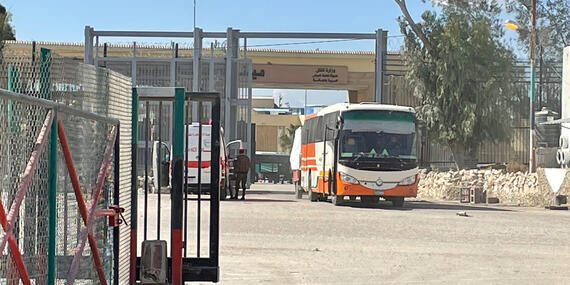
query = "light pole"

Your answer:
(505, 0), (536, 173)
(304, 89), (308, 115)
